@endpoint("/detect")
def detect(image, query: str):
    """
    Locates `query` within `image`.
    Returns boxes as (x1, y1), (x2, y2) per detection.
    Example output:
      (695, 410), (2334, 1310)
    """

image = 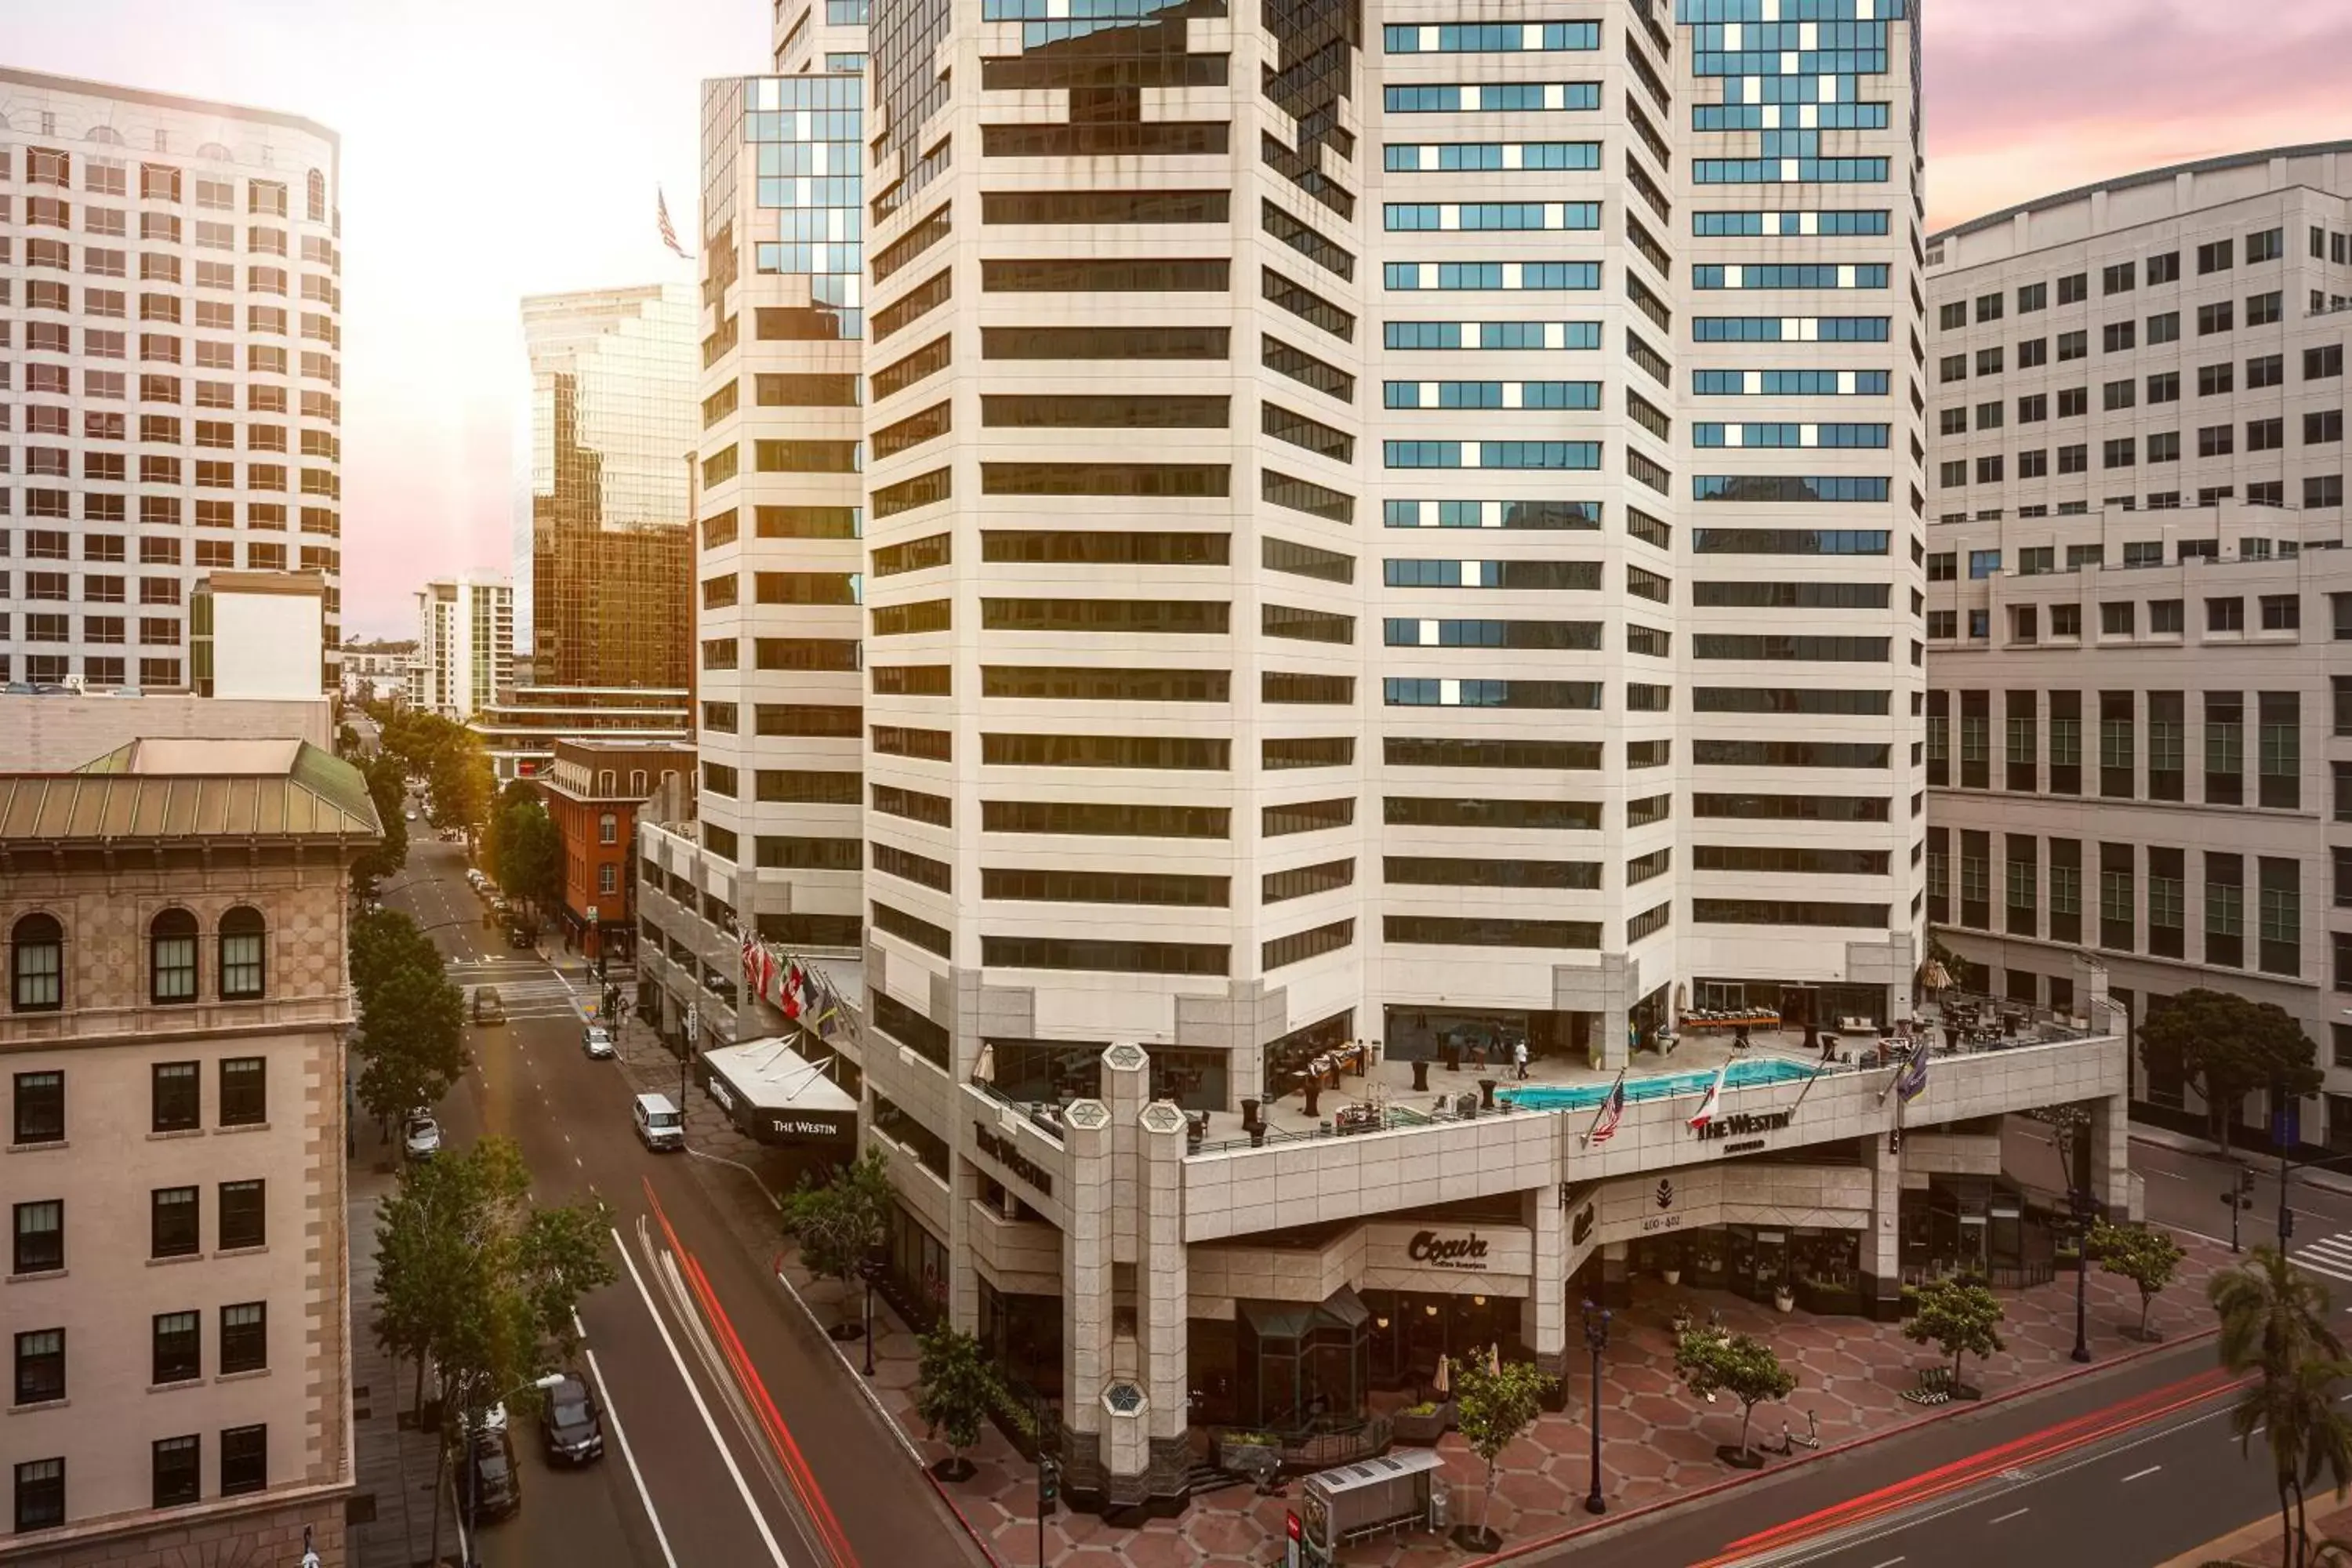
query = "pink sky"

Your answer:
(15, 2), (2352, 638)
